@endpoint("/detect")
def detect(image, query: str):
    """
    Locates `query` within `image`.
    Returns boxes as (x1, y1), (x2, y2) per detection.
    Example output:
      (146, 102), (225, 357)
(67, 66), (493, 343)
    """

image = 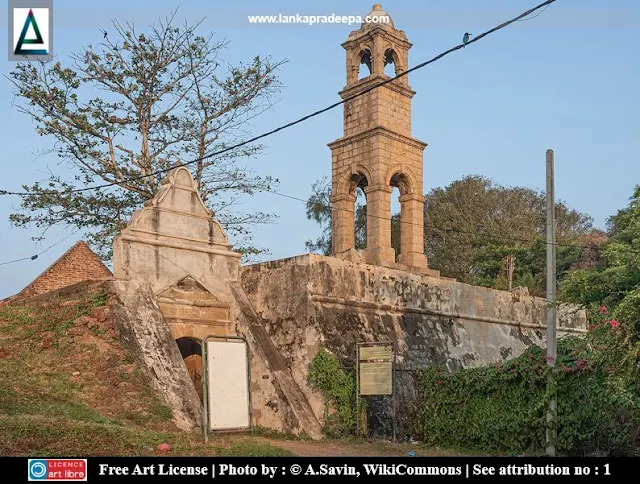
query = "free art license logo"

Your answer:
(28, 459), (88, 481)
